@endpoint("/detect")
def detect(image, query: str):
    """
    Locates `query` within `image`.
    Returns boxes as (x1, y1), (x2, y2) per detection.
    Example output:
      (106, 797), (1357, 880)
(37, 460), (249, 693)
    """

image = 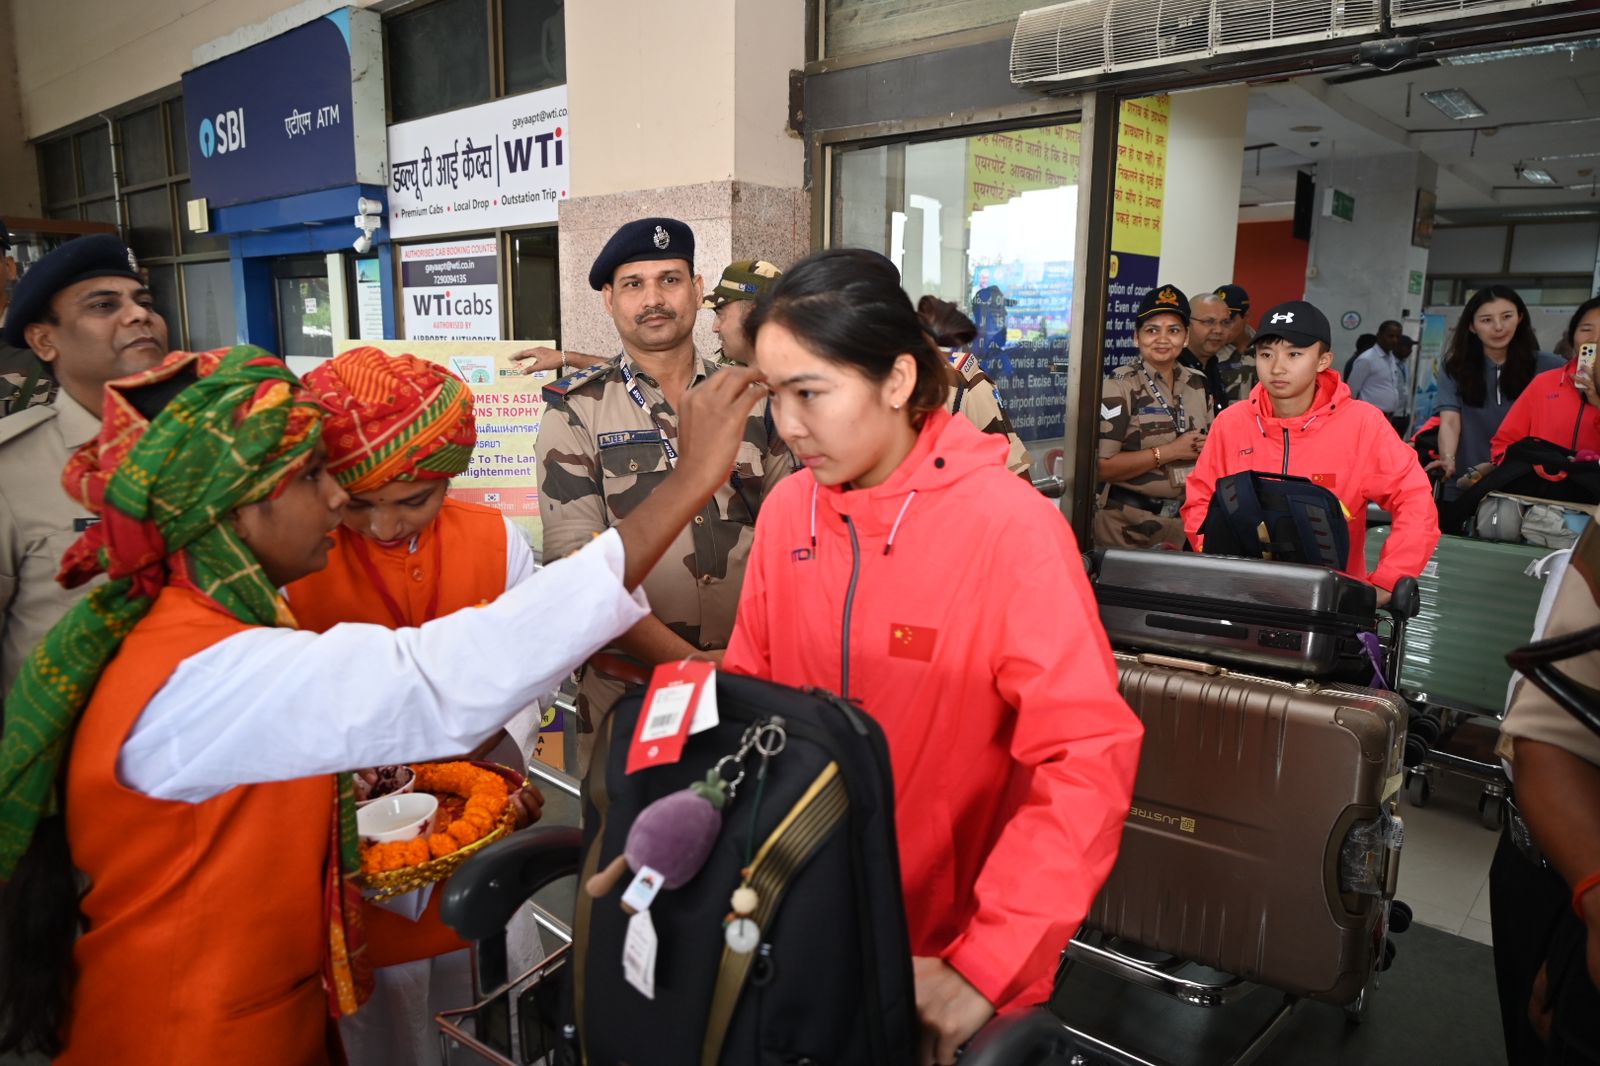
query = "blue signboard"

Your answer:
(182, 13), (359, 208)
